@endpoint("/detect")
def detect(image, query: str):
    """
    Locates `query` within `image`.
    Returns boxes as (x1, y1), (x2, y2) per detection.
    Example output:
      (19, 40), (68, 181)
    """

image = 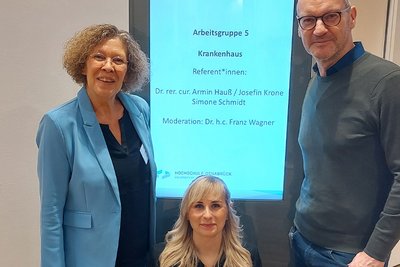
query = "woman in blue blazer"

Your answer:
(36, 24), (156, 267)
